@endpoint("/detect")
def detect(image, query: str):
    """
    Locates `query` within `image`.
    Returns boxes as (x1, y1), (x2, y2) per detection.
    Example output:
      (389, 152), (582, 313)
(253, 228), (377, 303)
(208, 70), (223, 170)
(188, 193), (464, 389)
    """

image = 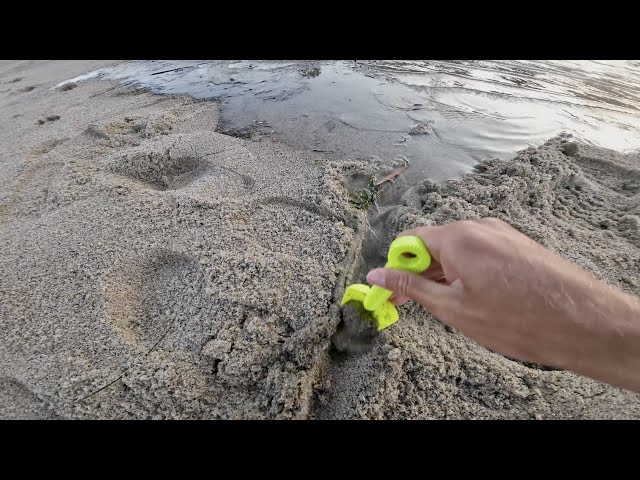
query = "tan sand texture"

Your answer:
(0, 61), (365, 419)
(1, 61), (639, 419)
